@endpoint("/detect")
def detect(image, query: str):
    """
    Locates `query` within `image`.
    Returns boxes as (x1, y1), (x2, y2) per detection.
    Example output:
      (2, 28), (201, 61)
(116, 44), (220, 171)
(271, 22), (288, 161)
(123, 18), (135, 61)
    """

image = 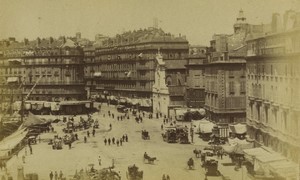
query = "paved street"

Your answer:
(2, 103), (248, 180)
